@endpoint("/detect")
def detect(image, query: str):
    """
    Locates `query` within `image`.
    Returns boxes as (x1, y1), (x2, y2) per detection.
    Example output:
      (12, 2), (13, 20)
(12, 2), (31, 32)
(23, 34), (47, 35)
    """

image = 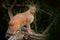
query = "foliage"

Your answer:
(0, 0), (60, 40)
